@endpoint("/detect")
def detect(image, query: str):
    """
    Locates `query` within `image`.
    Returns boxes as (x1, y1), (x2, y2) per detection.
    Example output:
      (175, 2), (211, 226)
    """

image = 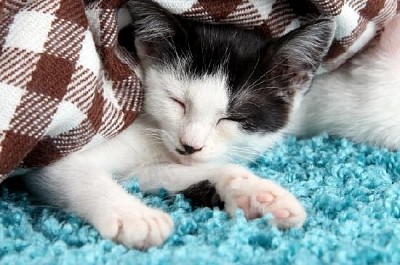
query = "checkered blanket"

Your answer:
(0, 0), (397, 181)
